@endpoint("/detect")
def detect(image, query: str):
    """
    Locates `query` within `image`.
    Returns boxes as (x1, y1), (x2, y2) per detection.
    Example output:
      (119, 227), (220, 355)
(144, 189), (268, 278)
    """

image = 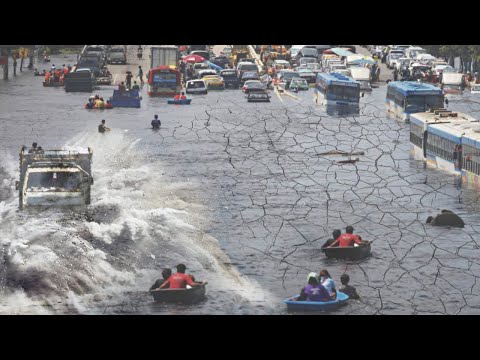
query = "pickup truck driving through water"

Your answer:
(16, 147), (94, 210)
